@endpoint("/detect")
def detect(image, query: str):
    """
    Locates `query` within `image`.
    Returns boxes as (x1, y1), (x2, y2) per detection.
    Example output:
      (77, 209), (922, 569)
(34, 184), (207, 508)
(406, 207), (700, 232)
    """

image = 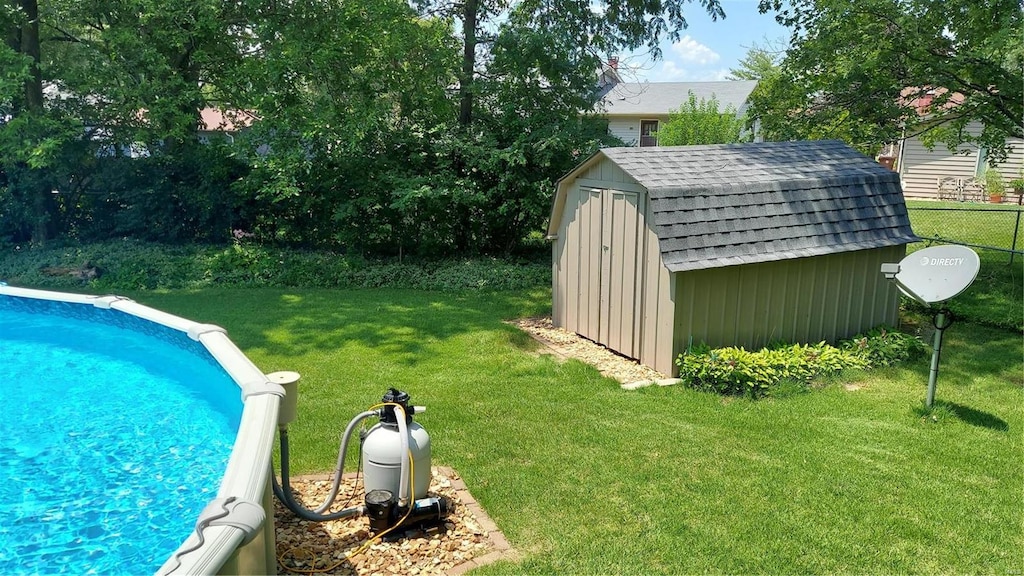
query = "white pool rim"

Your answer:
(0, 285), (282, 575)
